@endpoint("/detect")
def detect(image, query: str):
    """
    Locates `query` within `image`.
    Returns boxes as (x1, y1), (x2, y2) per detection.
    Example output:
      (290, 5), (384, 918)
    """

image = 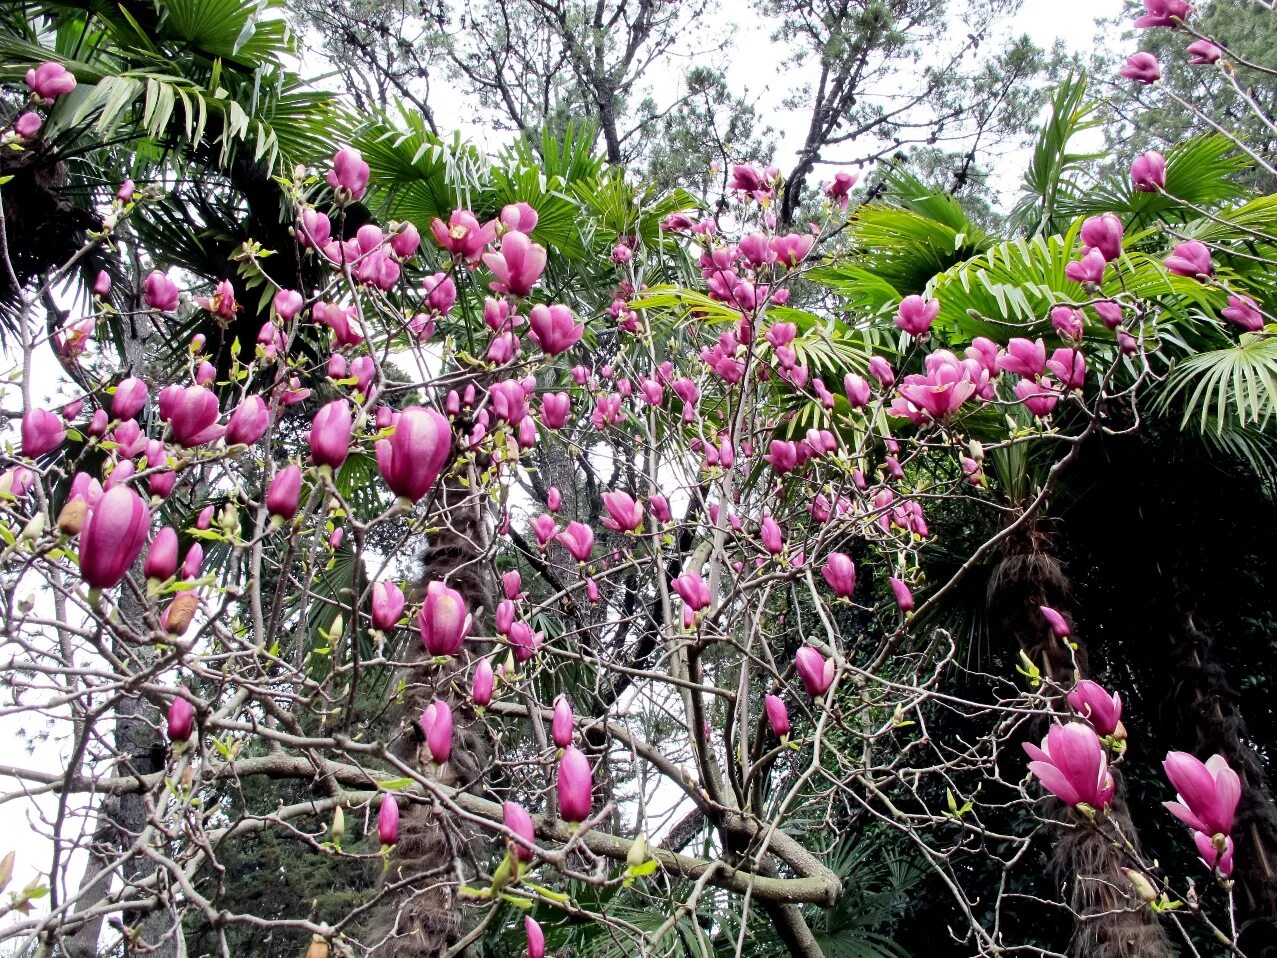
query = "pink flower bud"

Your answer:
(1050, 306), (1085, 340)
(421, 700), (453, 764)
(163, 385), (224, 447)
(418, 581), (471, 656)
(504, 801), (536, 862)
(1067, 680), (1124, 737)
(821, 552), (856, 598)
(483, 230), (547, 297)
(672, 572), (711, 611)
(1164, 240), (1212, 278)
(1081, 213), (1125, 261)
(1131, 151), (1166, 192)
(225, 396), (270, 446)
(557, 745), (593, 822)
(326, 146), (370, 200)
(79, 486), (150, 589)
(13, 111), (41, 139)
(308, 399), (353, 469)
(390, 222), (421, 258)
(25, 61), (76, 99)
(1119, 51), (1161, 83)
(1065, 248), (1107, 285)
(144, 526), (179, 581)
(501, 202), (539, 234)
(601, 490), (644, 533)
(21, 408), (65, 458)
(273, 289), (304, 322)
(371, 580), (405, 632)
(528, 303), (584, 356)
(1039, 605), (1070, 637)
(553, 695), (574, 748)
(795, 646), (835, 697)
(472, 657), (495, 708)
(143, 271), (180, 311)
(1221, 294), (1263, 331)
(1186, 38), (1221, 64)
(266, 464), (303, 520)
(1133, 0), (1191, 29)
(525, 917), (545, 958)
(764, 693), (790, 739)
(297, 208), (331, 248)
(896, 295), (940, 335)
(760, 515), (783, 554)
(112, 377), (150, 421)
(377, 794), (400, 845)
(375, 406), (452, 503)
(166, 695), (195, 742)
(889, 577), (915, 612)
